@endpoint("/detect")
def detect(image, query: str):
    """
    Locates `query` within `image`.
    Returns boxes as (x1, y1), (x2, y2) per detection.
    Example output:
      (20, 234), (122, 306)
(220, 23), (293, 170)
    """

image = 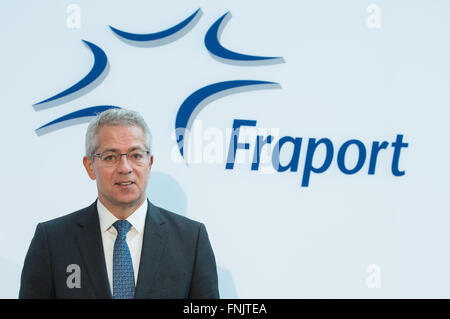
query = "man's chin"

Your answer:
(115, 197), (145, 208)
(100, 194), (145, 210)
